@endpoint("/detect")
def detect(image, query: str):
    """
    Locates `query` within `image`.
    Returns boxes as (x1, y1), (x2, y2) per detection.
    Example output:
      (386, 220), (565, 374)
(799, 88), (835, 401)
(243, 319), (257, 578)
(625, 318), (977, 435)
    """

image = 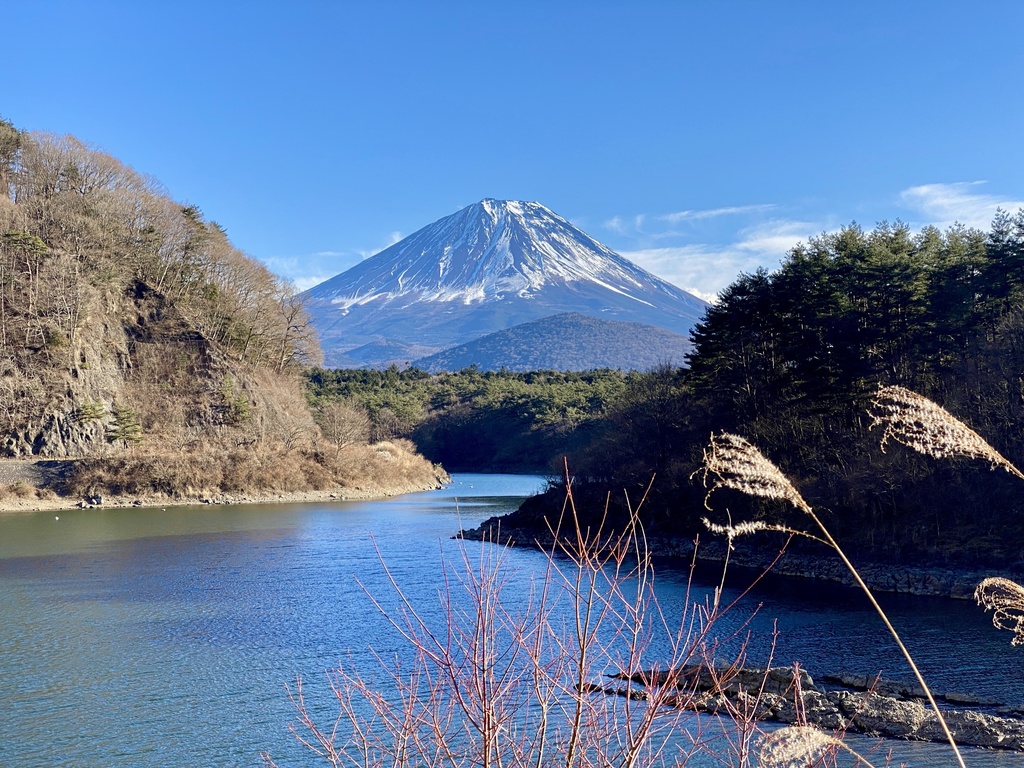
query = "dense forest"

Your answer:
(677, 216), (1024, 568)
(583, 216), (1024, 569)
(0, 118), (442, 500)
(306, 366), (633, 472)
(317, 215), (1024, 570)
